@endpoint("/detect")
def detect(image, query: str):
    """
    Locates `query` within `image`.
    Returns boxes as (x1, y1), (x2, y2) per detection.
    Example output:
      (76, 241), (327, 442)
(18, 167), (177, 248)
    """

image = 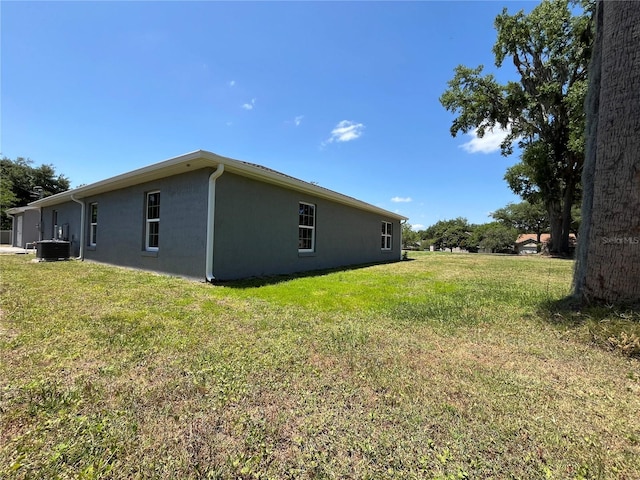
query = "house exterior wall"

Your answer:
(11, 210), (41, 247)
(212, 172), (402, 280)
(518, 243), (538, 255)
(40, 202), (82, 256)
(78, 168), (211, 279)
(34, 166), (402, 281)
